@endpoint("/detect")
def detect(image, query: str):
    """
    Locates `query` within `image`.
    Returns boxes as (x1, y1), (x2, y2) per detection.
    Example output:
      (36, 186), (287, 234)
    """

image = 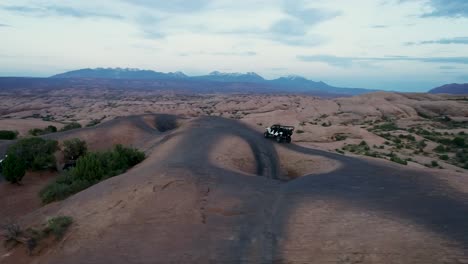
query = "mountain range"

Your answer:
(429, 83), (468, 95)
(51, 68), (376, 96)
